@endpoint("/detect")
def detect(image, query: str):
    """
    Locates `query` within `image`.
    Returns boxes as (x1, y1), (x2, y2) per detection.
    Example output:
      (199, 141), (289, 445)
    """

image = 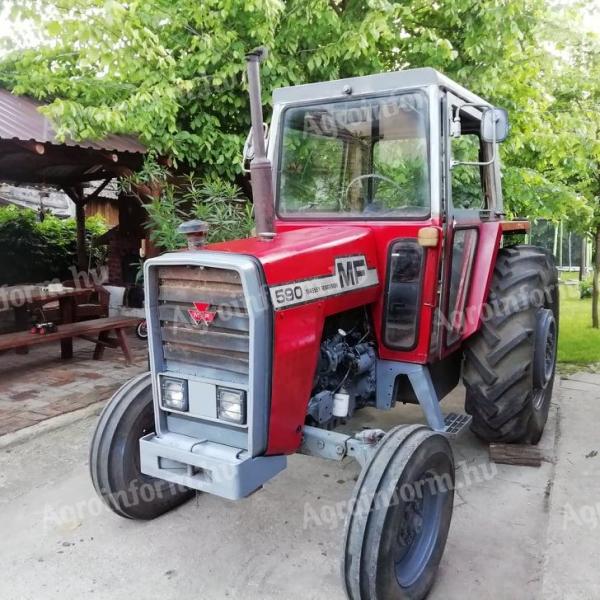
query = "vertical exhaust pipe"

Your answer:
(245, 47), (275, 236)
